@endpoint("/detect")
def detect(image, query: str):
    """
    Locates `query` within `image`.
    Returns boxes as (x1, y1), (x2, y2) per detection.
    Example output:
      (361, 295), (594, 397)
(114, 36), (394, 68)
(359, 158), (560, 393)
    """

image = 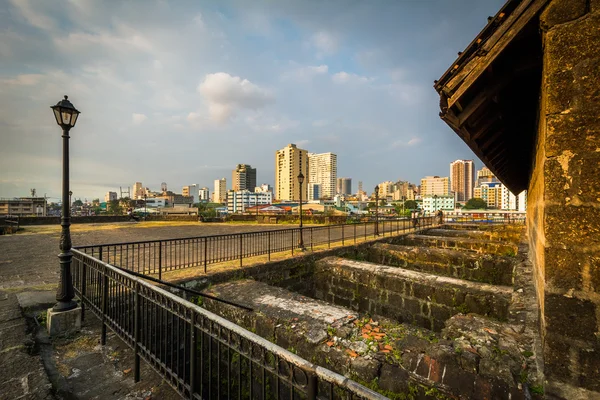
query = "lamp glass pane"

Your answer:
(61, 110), (71, 125)
(53, 108), (62, 125)
(70, 112), (79, 127)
